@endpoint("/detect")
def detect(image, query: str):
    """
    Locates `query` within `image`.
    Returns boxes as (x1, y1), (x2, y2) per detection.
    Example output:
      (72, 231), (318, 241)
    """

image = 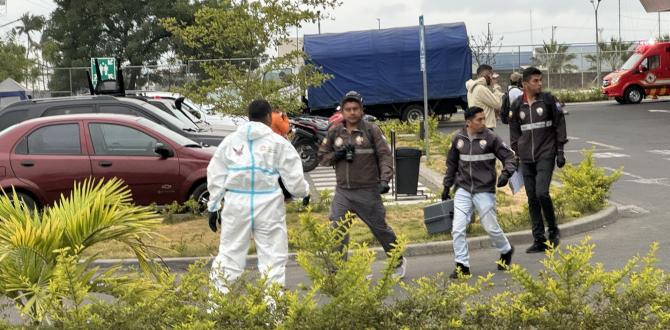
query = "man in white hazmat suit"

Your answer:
(206, 99), (310, 292)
